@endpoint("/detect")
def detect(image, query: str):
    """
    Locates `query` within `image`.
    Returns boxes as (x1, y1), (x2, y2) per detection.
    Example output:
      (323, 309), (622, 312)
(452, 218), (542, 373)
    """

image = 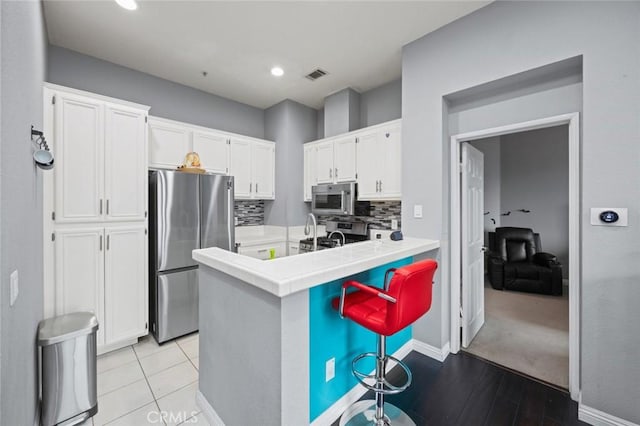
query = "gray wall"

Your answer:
(469, 137), (501, 236)
(360, 78), (402, 128)
(264, 100), (317, 227)
(403, 1), (640, 422)
(500, 126), (569, 276)
(323, 88), (360, 138)
(1, 1), (47, 424)
(47, 46), (265, 138)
